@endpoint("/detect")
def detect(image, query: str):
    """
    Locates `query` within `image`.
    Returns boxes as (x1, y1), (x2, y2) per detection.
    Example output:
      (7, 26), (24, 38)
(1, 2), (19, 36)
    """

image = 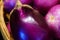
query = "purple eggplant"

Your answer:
(10, 6), (52, 40)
